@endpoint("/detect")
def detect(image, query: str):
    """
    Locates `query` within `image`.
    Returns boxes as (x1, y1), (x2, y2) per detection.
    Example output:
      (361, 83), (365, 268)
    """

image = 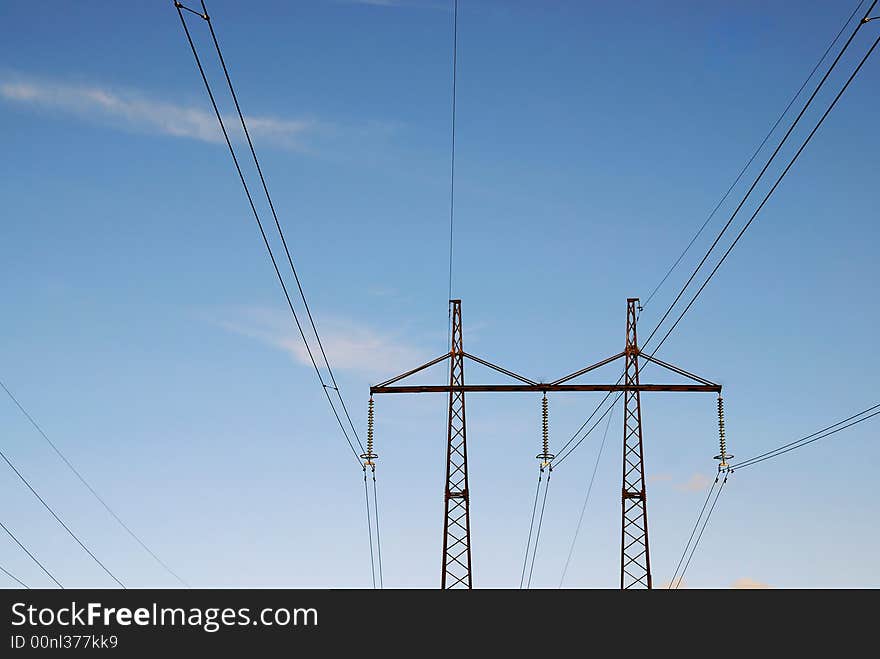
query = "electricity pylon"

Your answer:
(370, 298), (721, 588)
